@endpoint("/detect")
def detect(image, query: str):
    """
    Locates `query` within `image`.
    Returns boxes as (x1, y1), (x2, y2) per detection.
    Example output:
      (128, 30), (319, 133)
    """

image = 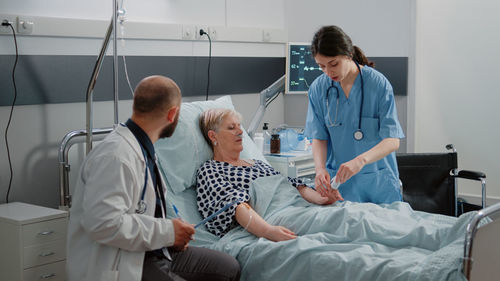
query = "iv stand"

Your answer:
(85, 0), (120, 154)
